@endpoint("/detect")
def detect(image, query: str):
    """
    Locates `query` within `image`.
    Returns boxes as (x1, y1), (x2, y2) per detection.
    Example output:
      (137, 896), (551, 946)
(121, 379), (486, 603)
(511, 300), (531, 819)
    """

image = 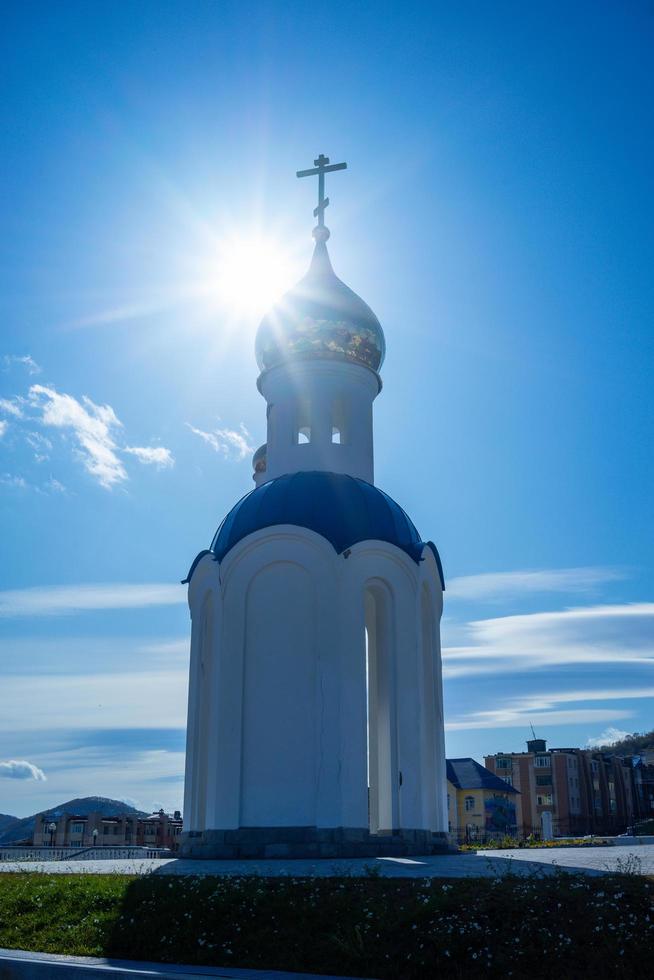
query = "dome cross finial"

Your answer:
(296, 153), (347, 240)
